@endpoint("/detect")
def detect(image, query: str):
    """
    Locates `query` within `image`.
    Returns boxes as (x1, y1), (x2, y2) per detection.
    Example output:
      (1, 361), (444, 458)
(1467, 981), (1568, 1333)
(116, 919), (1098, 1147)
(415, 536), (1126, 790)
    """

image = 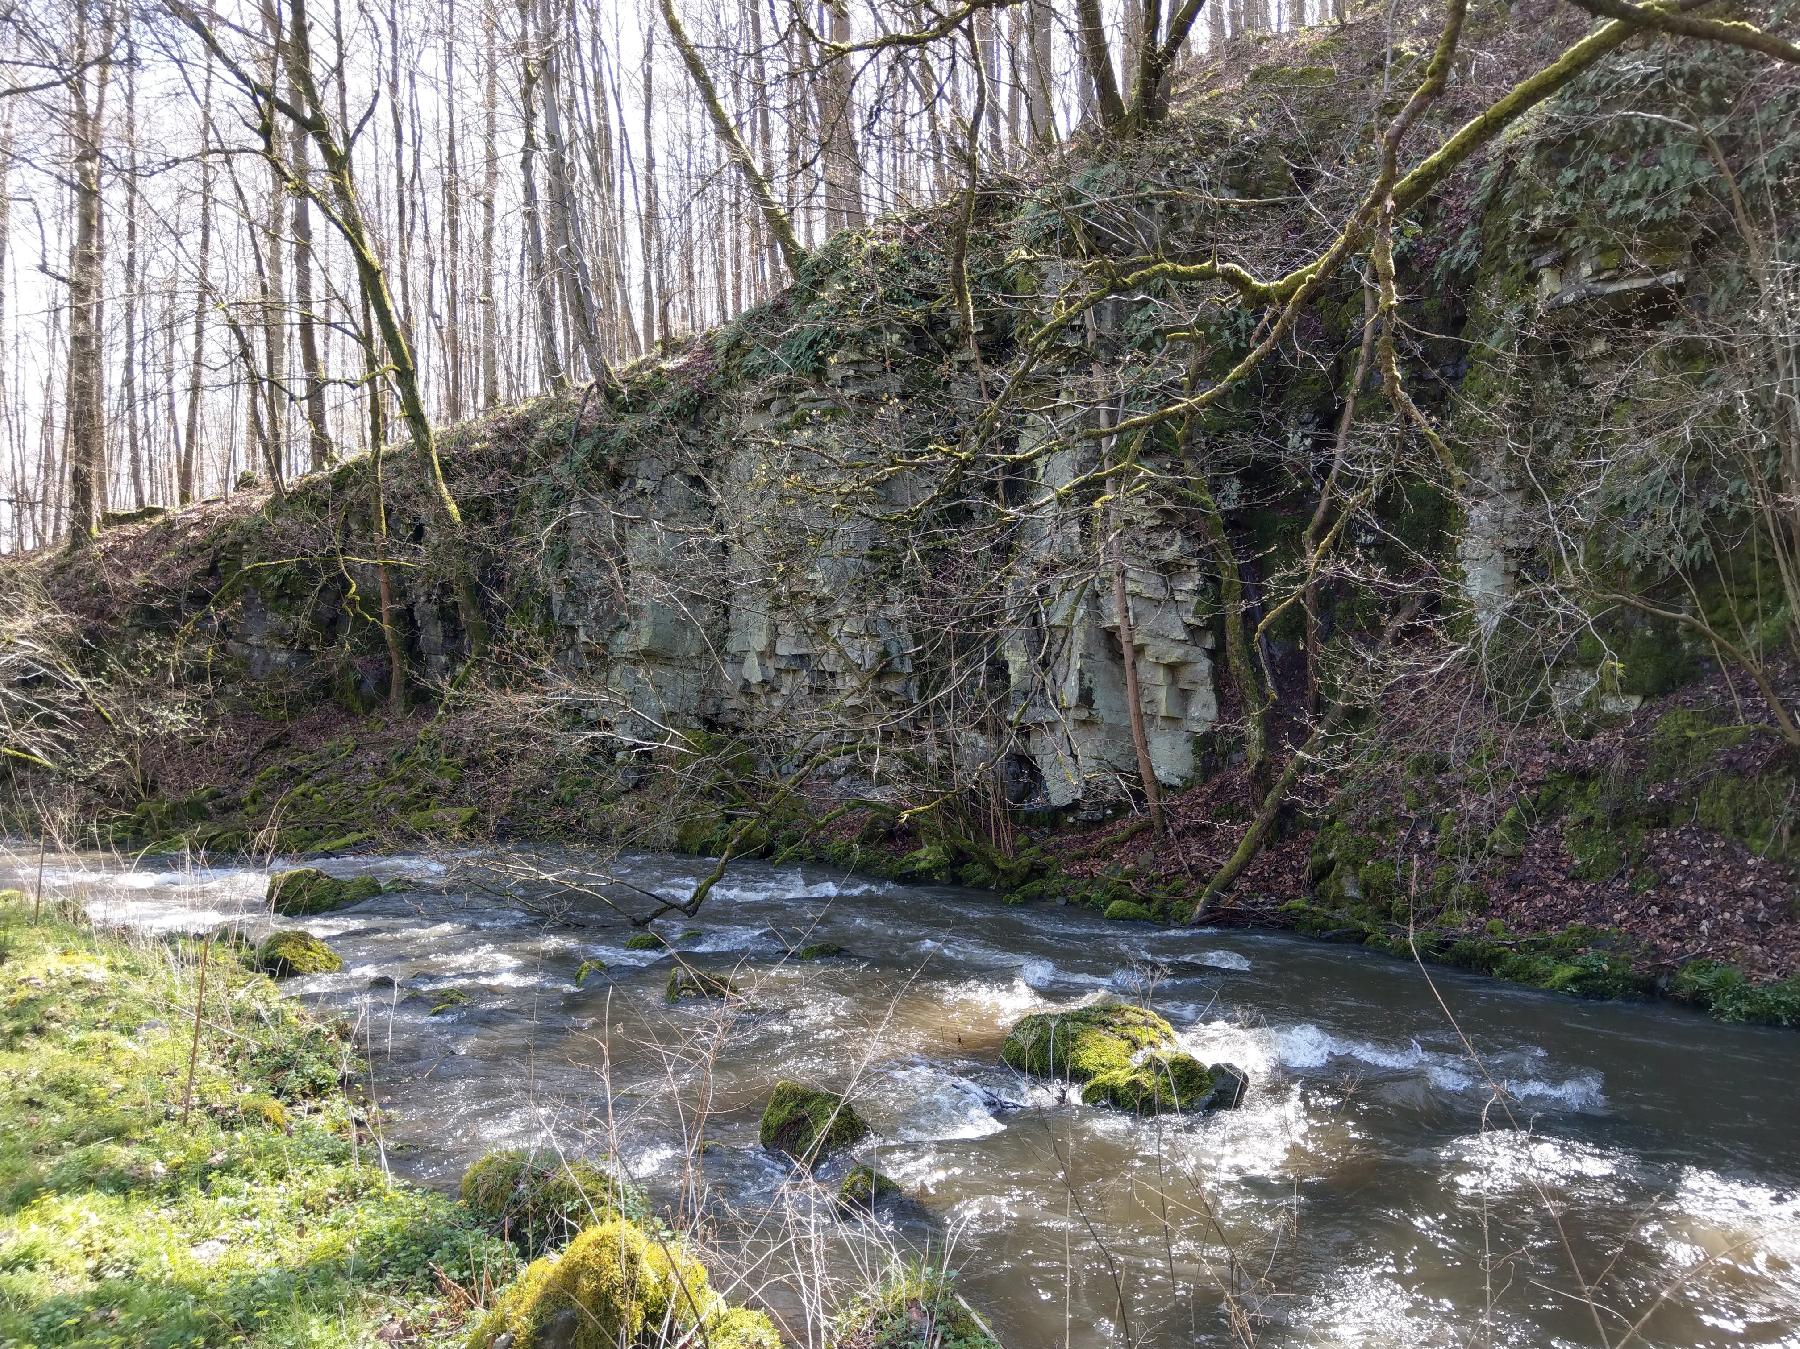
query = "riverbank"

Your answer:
(0, 892), (517, 1345)
(12, 653), (1799, 1028)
